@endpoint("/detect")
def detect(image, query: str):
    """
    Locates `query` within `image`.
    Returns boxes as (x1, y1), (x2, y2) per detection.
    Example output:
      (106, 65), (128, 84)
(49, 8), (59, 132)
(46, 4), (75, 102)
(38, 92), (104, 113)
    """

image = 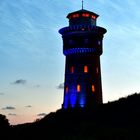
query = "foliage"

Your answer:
(0, 114), (10, 128)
